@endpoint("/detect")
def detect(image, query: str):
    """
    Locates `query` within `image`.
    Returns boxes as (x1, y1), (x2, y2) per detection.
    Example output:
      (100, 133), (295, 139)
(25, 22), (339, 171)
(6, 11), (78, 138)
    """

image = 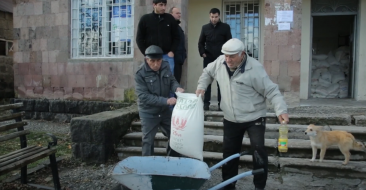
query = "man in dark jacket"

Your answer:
(136, 0), (180, 76)
(170, 6), (186, 83)
(198, 8), (232, 111)
(135, 45), (184, 156)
